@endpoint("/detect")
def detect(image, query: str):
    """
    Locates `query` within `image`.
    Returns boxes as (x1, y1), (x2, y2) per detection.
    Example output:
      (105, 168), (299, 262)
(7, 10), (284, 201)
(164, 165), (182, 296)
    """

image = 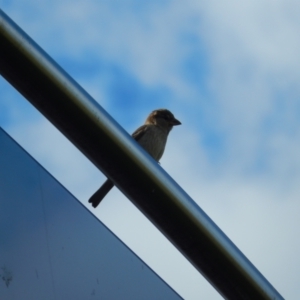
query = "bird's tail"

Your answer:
(88, 179), (114, 208)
